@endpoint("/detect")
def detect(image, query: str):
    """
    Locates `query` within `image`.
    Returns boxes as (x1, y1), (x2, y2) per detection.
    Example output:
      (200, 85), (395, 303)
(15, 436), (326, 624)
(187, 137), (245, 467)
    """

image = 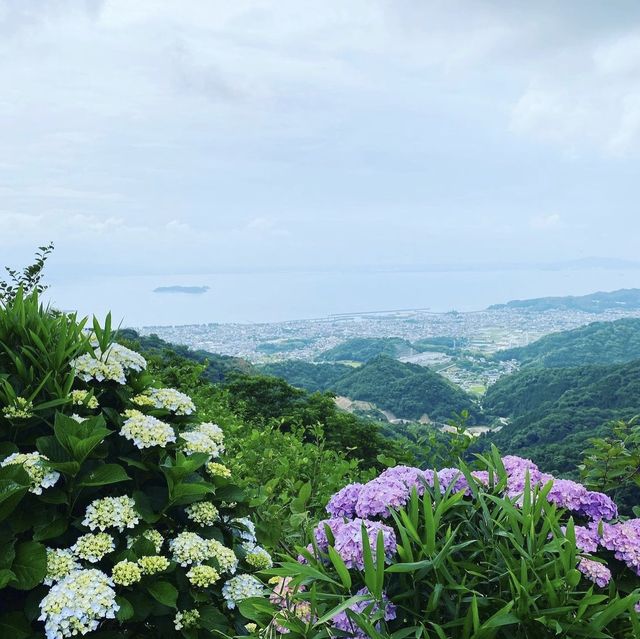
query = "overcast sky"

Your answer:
(2, 0), (640, 281)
